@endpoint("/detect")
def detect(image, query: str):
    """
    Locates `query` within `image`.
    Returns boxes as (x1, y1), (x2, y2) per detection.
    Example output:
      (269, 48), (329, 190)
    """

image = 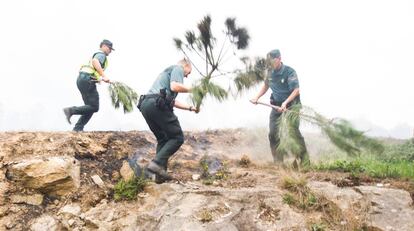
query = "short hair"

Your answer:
(178, 58), (191, 66)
